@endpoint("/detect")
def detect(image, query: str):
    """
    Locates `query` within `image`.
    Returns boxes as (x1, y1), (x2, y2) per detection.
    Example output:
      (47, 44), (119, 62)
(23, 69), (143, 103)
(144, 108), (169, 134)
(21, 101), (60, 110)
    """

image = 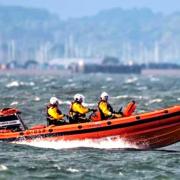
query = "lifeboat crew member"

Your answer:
(47, 97), (66, 126)
(69, 94), (93, 123)
(98, 92), (122, 120)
